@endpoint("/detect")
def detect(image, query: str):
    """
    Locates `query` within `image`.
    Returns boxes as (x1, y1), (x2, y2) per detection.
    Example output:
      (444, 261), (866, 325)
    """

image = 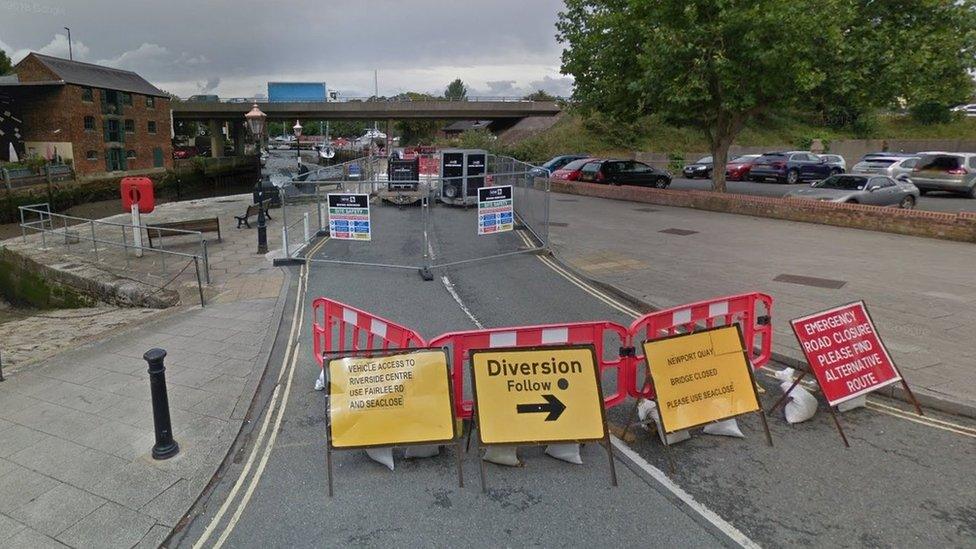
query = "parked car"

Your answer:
(532, 154), (589, 177)
(910, 152), (976, 197)
(173, 146), (199, 159)
(577, 159), (672, 188)
(682, 156), (713, 179)
(951, 103), (976, 117)
(549, 157), (598, 181)
(725, 154), (761, 181)
(749, 151), (833, 184)
(785, 174), (919, 208)
(850, 154), (919, 180)
(819, 154), (847, 174)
